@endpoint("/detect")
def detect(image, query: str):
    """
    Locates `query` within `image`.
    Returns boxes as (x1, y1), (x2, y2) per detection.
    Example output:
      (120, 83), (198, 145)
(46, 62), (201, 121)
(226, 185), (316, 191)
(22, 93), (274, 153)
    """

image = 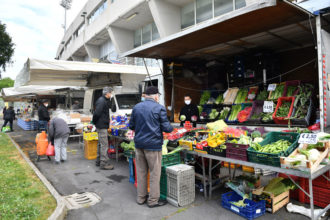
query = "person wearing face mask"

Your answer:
(38, 100), (50, 131)
(129, 86), (173, 208)
(179, 94), (199, 127)
(92, 87), (115, 170)
(141, 92), (146, 102)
